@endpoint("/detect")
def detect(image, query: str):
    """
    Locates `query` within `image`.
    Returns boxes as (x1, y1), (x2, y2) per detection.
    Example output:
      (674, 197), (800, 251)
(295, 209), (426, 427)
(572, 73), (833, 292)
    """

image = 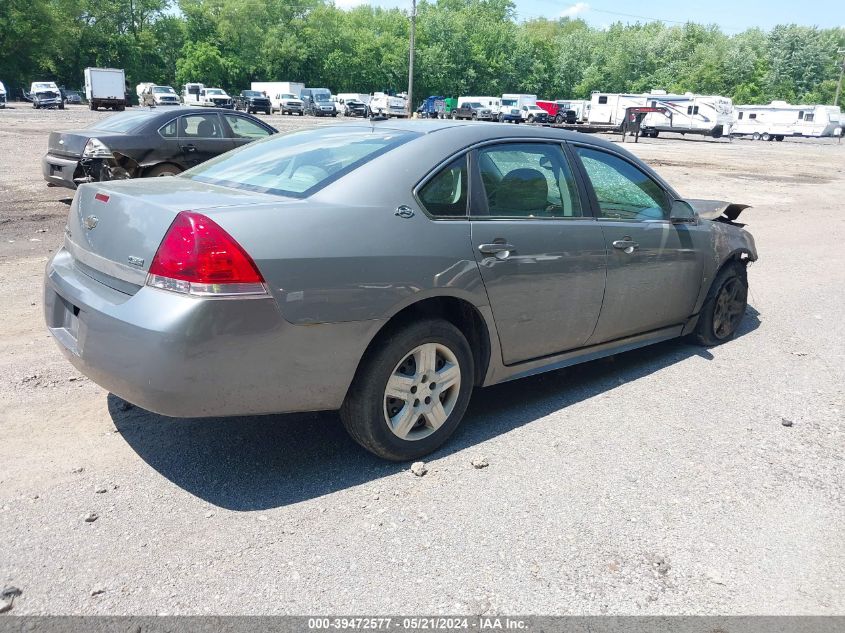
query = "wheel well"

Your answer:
(143, 162), (182, 177)
(363, 297), (491, 386)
